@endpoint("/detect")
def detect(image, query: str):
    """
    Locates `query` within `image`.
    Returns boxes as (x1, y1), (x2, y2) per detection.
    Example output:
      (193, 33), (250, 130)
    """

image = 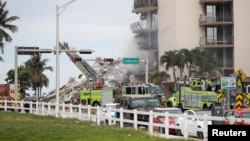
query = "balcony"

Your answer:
(135, 34), (158, 53)
(133, 0), (158, 13)
(199, 0), (233, 3)
(199, 14), (233, 25)
(141, 46), (158, 52)
(136, 39), (158, 52)
(199, 36), (234, 48)
(130, 20), (158, 33)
